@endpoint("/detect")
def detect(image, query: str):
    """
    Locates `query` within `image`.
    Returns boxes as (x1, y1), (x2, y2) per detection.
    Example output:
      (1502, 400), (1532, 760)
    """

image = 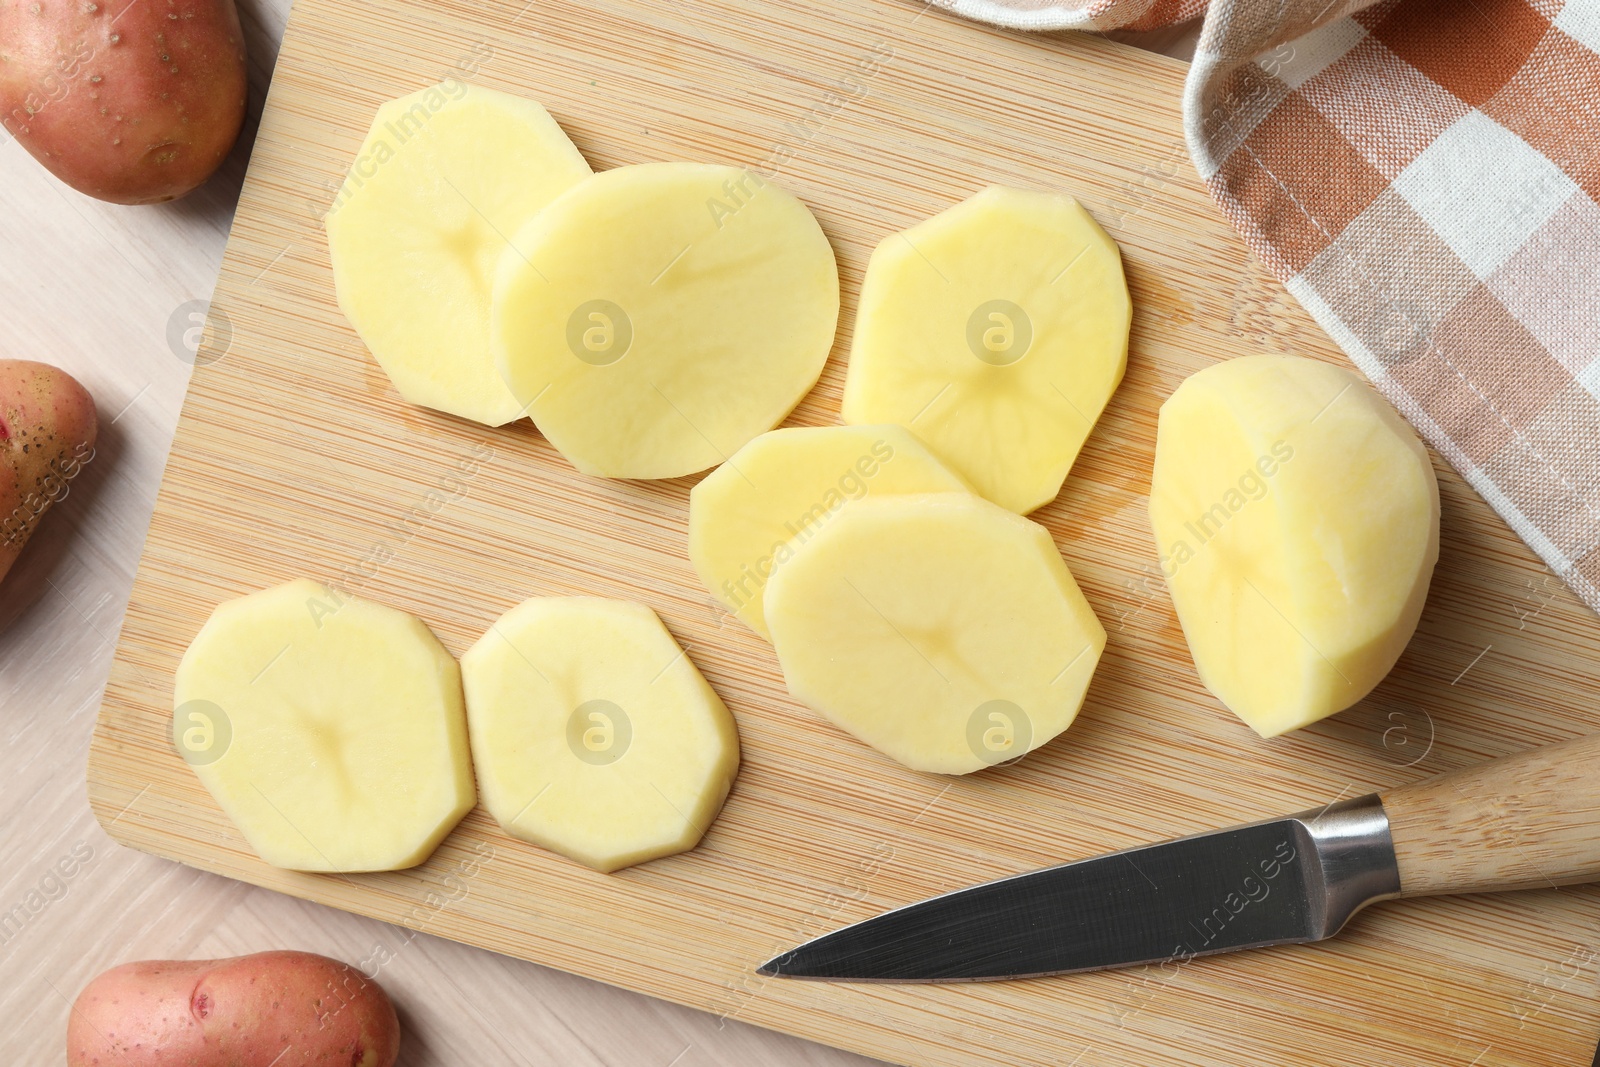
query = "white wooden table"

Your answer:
(0, 6), (1196, 1061)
